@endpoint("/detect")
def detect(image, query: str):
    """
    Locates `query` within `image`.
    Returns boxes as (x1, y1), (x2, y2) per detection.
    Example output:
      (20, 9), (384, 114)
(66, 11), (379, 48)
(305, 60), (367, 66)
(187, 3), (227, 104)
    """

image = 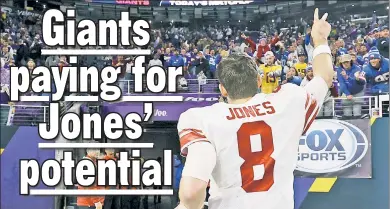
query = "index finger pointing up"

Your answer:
(314, 8), (319, 21)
